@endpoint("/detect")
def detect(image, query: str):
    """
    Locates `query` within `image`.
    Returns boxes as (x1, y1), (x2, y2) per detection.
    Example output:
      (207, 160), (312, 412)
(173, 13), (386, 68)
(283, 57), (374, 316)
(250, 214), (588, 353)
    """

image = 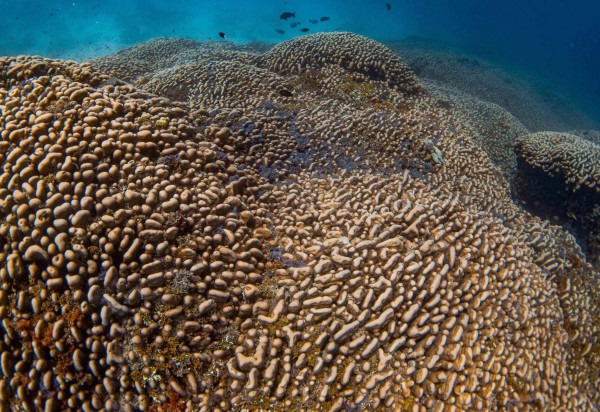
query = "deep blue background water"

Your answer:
(1, 0), (598, 127)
